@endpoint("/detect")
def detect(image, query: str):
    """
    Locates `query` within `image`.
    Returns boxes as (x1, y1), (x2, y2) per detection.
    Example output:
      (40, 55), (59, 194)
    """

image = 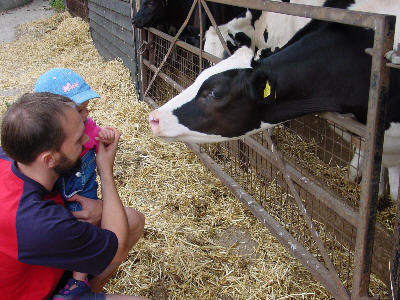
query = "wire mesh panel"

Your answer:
(149, 33), (214, 92)
(201, 128), (359, 289)
(146, 69), (179, 106)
